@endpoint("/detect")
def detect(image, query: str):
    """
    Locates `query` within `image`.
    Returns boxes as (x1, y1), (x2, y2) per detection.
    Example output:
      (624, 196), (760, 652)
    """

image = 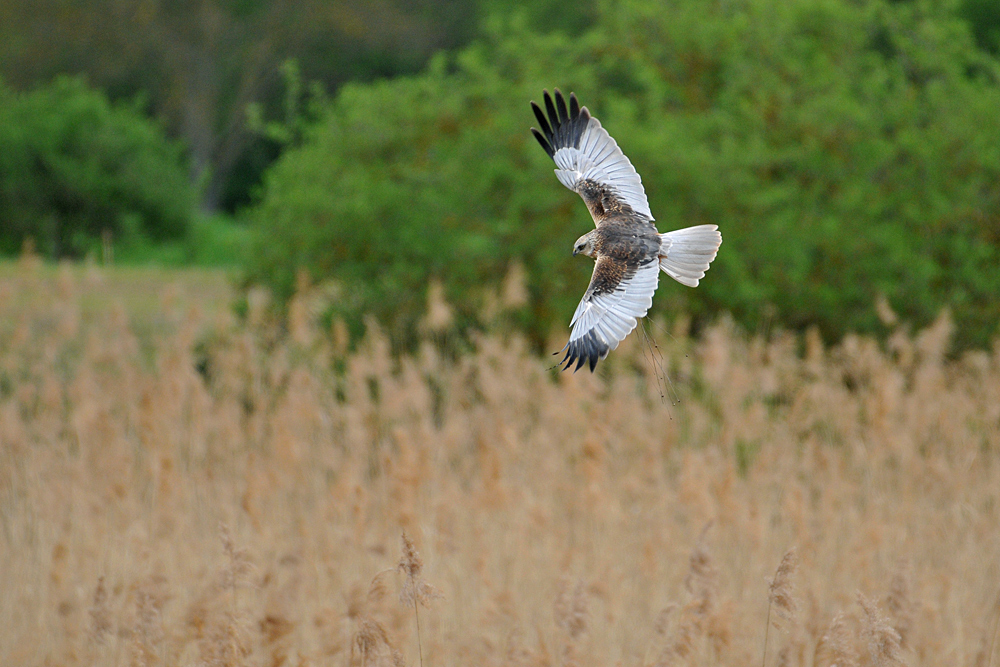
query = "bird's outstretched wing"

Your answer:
(531, 89), (653, 223)
(557, 257), (659, 372)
